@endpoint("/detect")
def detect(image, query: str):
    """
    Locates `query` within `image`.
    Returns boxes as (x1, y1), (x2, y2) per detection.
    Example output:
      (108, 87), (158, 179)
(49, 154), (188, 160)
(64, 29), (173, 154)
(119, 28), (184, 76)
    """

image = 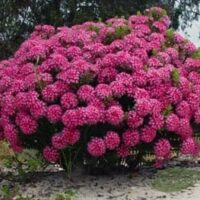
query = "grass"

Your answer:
(55, 189), (76, 200)
(0, 141), (13, 164)
(151, 167), (200, 192)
